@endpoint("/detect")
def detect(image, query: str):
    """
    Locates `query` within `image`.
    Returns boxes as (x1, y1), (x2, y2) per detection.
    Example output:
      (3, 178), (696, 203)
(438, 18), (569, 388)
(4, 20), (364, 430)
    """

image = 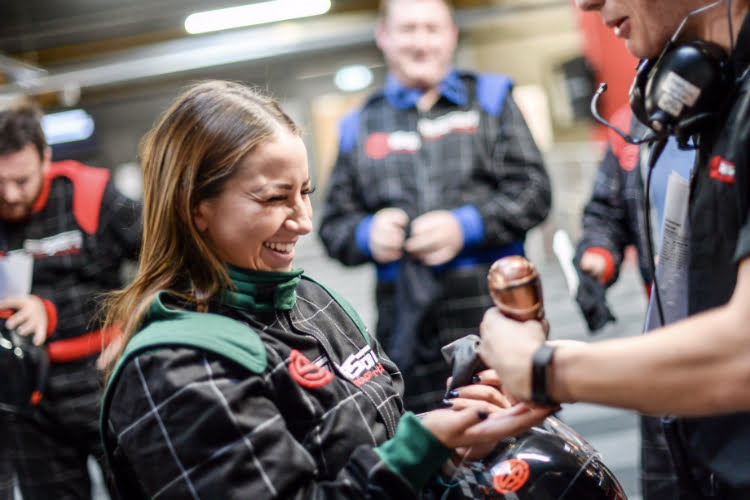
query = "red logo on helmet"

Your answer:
(710, 155), (735, 184)
(288, 349), (334, 388)
(492, 458), (530, 494)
